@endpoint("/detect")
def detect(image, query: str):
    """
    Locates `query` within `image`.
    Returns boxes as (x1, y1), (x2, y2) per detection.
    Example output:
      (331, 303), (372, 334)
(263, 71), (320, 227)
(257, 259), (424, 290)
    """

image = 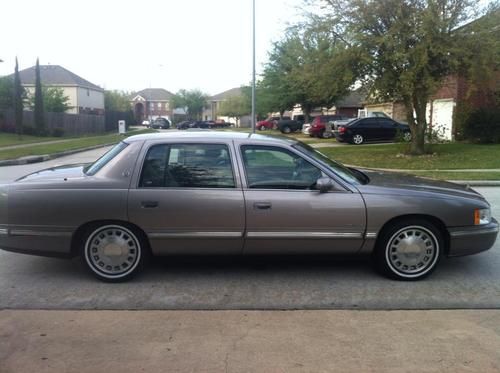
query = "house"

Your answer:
(130, 88), (174, 124)
(16, 65), (104, 115)
(204, 87), (243, 121)
(334, 90), (365, 118)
